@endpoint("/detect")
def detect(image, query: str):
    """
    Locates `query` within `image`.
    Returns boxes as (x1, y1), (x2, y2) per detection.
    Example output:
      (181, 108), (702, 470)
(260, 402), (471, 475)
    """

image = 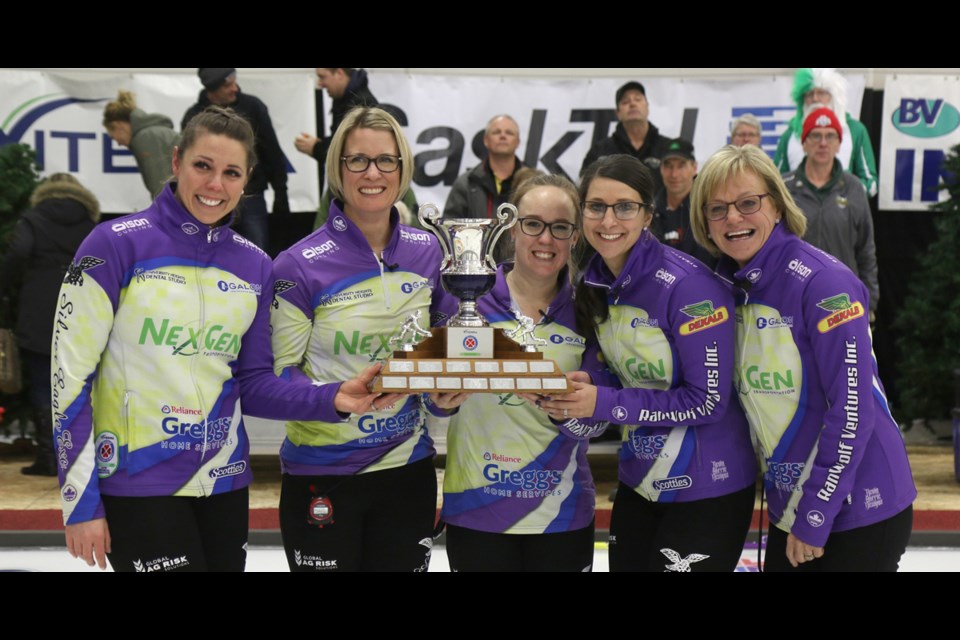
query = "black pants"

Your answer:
(445, 521), (595, 572)
(102, 488), (249, 572)
(609, 482), (756, 572)
(764, 505), (913, 572)
(280, 457), (437, 572)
